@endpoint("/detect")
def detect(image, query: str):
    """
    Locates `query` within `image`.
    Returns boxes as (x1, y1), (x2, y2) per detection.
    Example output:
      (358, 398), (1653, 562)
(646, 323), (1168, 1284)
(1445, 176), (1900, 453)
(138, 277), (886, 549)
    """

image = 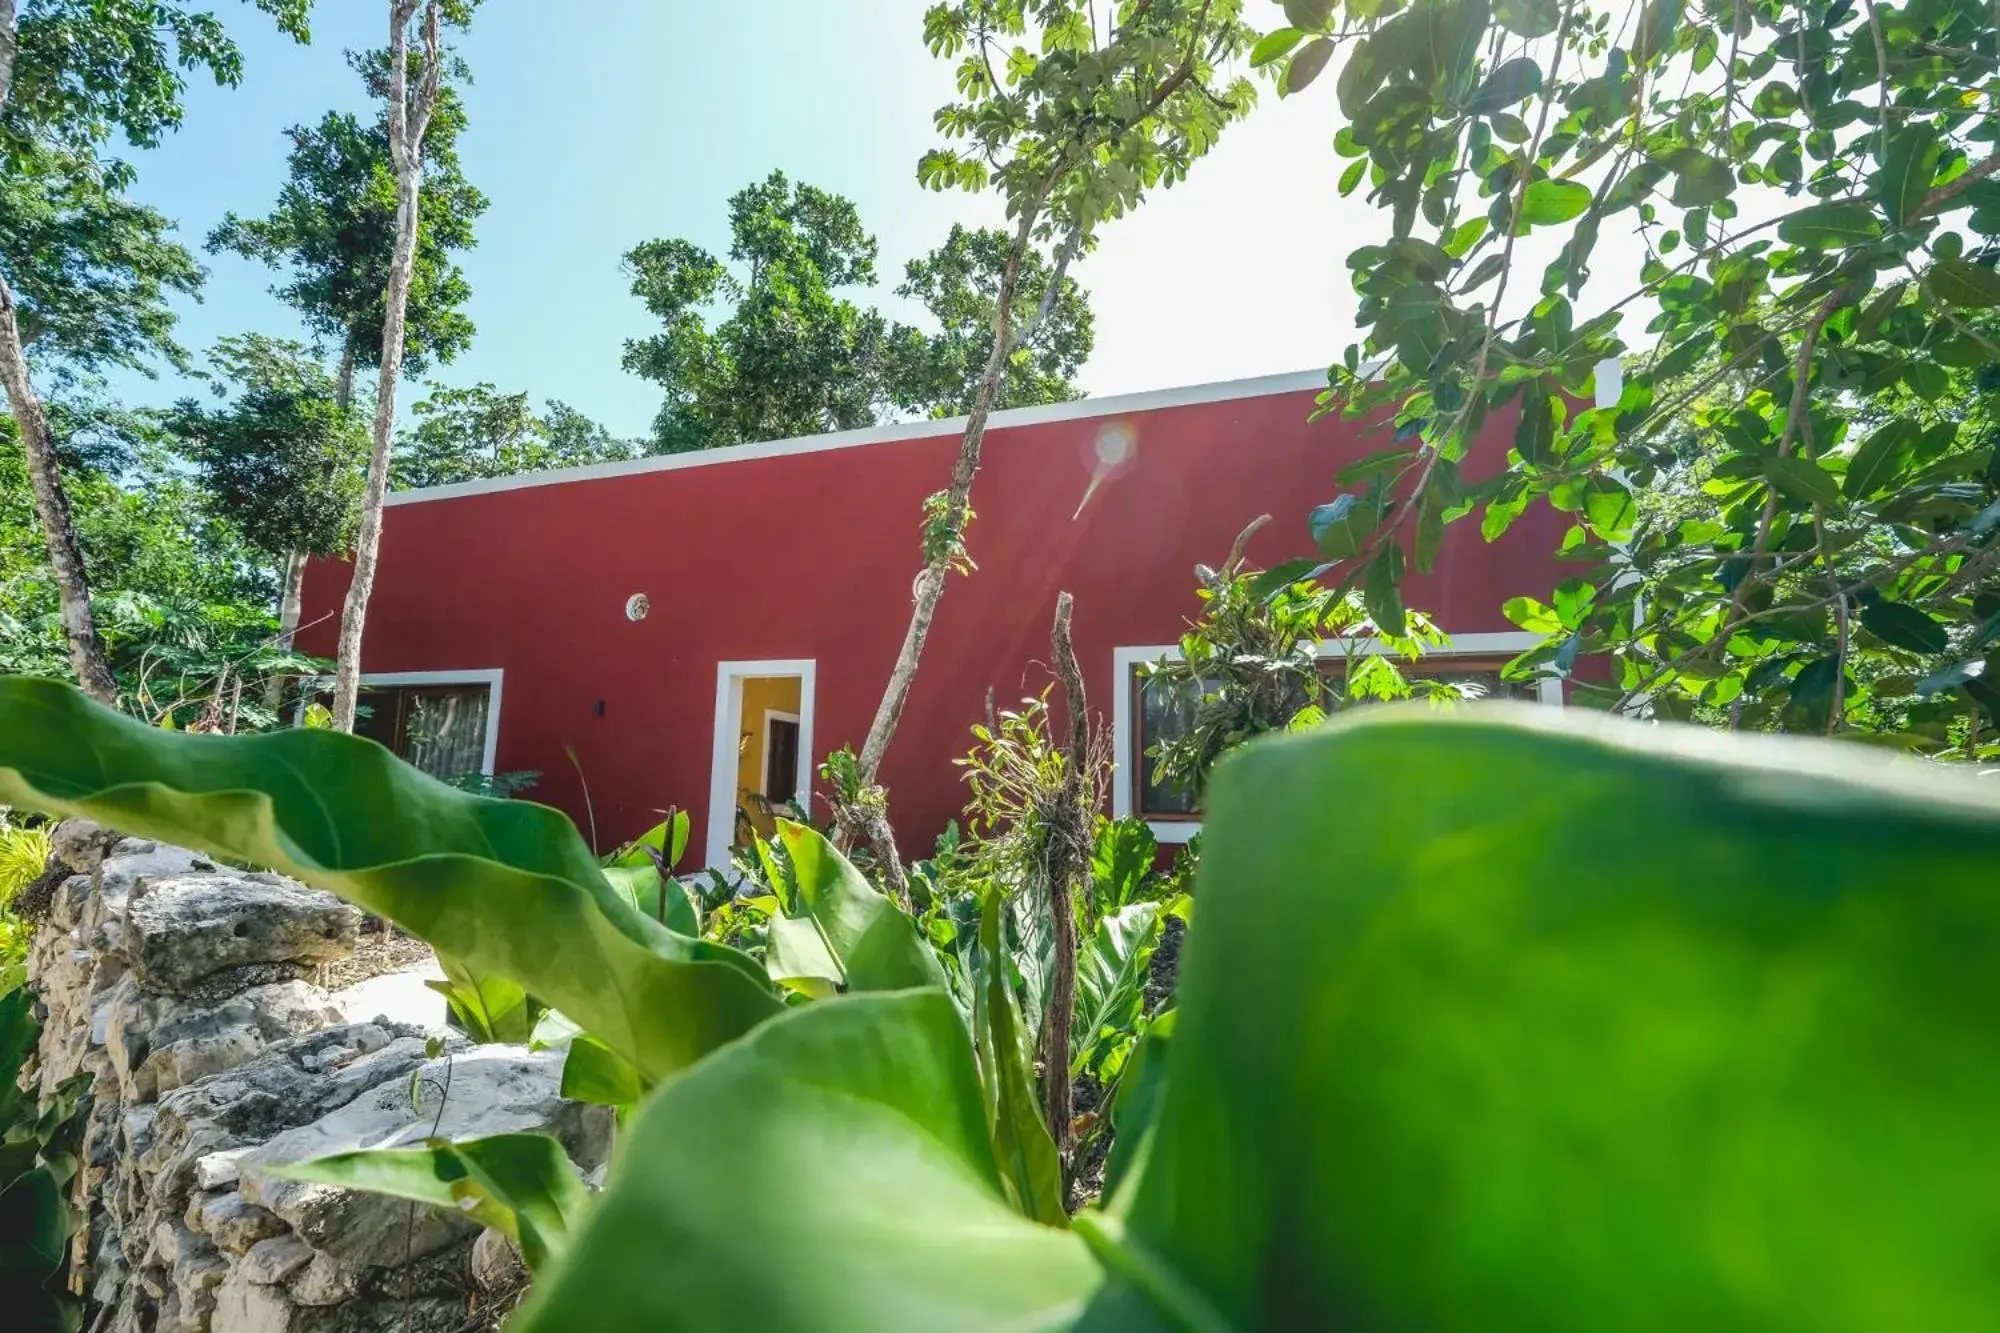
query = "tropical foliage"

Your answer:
(621, 172), (1095, 452)
(4, 677), (2000, 1329)
(1255, 0), (2000, 756)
